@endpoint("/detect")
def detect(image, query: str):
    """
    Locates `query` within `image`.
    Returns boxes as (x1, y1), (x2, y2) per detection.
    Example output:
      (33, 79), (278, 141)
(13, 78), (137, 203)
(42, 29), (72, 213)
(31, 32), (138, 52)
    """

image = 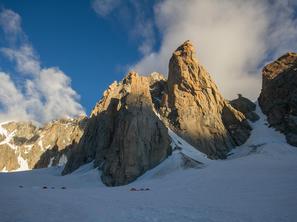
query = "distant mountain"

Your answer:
(0, 117), (87, 171)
